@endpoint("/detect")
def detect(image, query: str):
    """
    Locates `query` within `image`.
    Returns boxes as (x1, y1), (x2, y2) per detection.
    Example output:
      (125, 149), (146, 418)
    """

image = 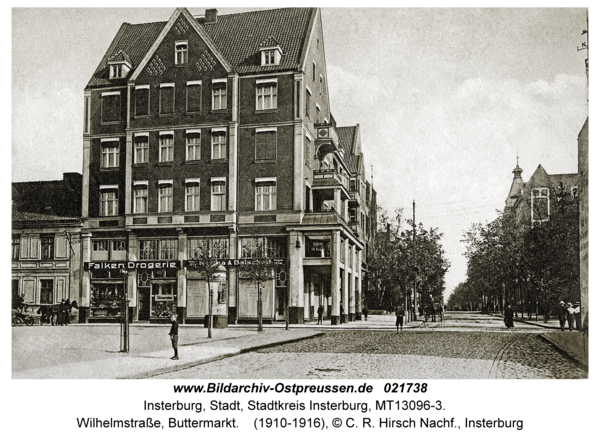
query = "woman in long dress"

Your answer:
(504, 304), (514, 329)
